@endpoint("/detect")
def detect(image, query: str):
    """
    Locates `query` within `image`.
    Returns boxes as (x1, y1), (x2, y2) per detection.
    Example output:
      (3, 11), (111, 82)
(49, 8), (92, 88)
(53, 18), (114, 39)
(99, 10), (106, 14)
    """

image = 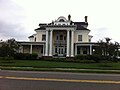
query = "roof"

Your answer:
(39, 23), (47, 26)
(36, 18), (89, 31)
(45, 25), (76, 28)
(28, 35), (34, 38)
(72, 22), (89, 30)
(35, 26), (46, 30)
(28, 34), (36, 38)
(36, 24), (89, 31)
(73, 22), (88, 25)
(76, 25), (89, 30)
